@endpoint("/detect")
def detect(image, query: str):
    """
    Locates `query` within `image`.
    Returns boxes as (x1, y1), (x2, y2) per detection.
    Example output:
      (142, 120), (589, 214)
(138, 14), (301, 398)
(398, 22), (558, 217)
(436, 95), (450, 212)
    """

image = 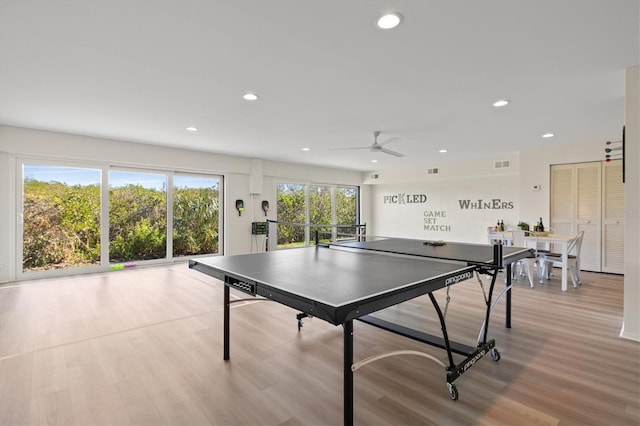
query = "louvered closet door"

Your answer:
(550, 162), (602, 272)
(576, 162), (601, 272)
(602, 160), (624, 274)
(550, 165), (574, 235)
